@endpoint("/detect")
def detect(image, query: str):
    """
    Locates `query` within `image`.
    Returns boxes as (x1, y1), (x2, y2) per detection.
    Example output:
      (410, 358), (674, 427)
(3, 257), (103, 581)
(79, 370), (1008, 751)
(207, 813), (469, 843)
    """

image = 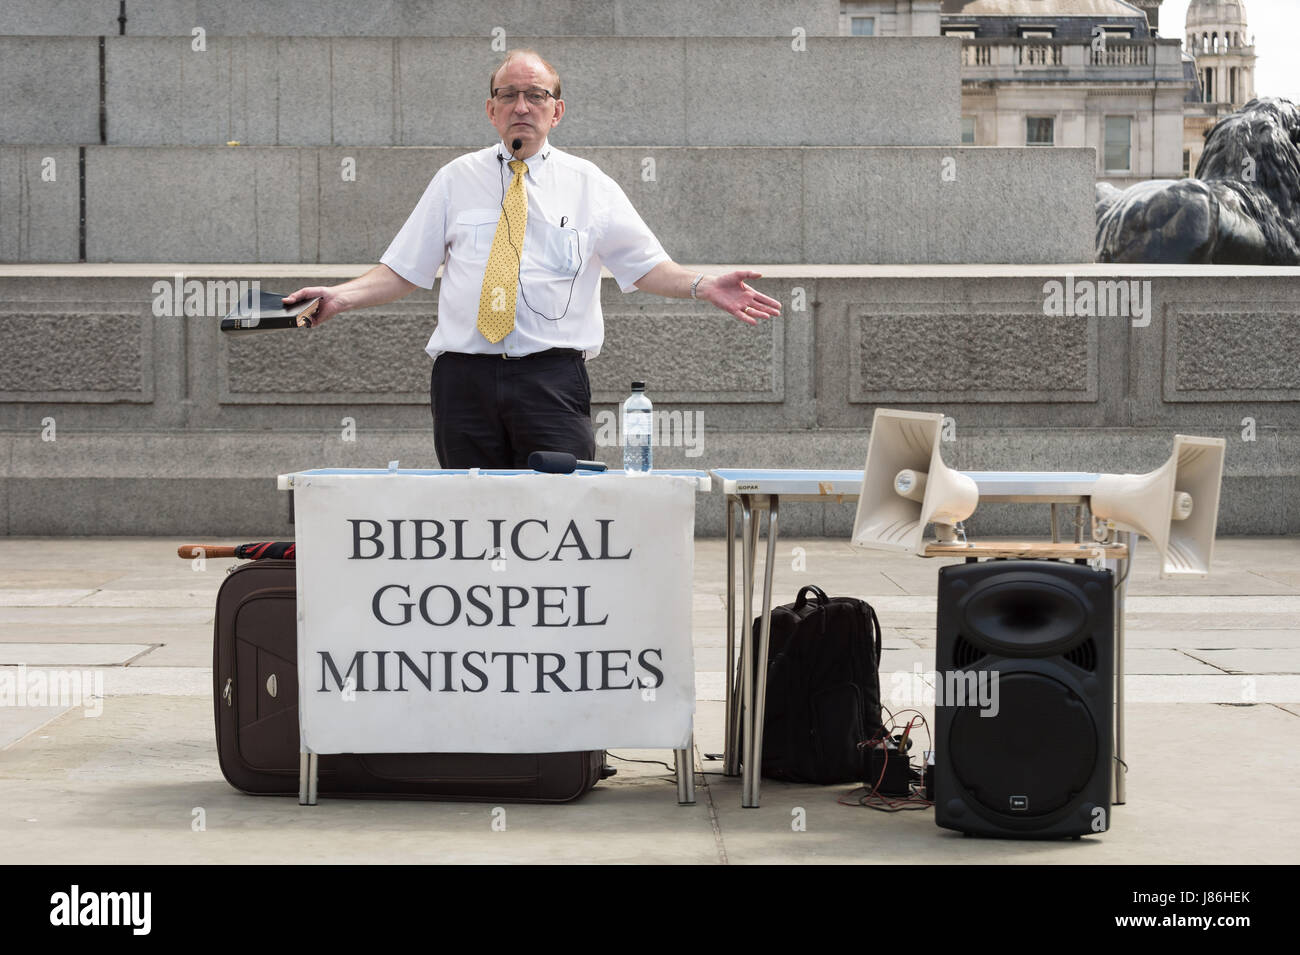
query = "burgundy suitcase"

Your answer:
(213, 559), (606, 802)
